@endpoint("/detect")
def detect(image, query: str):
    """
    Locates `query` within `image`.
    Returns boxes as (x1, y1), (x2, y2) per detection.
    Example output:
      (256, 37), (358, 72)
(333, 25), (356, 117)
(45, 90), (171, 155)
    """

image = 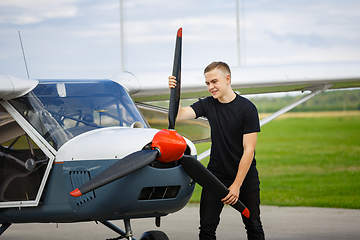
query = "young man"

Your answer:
(169, 61), (265, 240)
